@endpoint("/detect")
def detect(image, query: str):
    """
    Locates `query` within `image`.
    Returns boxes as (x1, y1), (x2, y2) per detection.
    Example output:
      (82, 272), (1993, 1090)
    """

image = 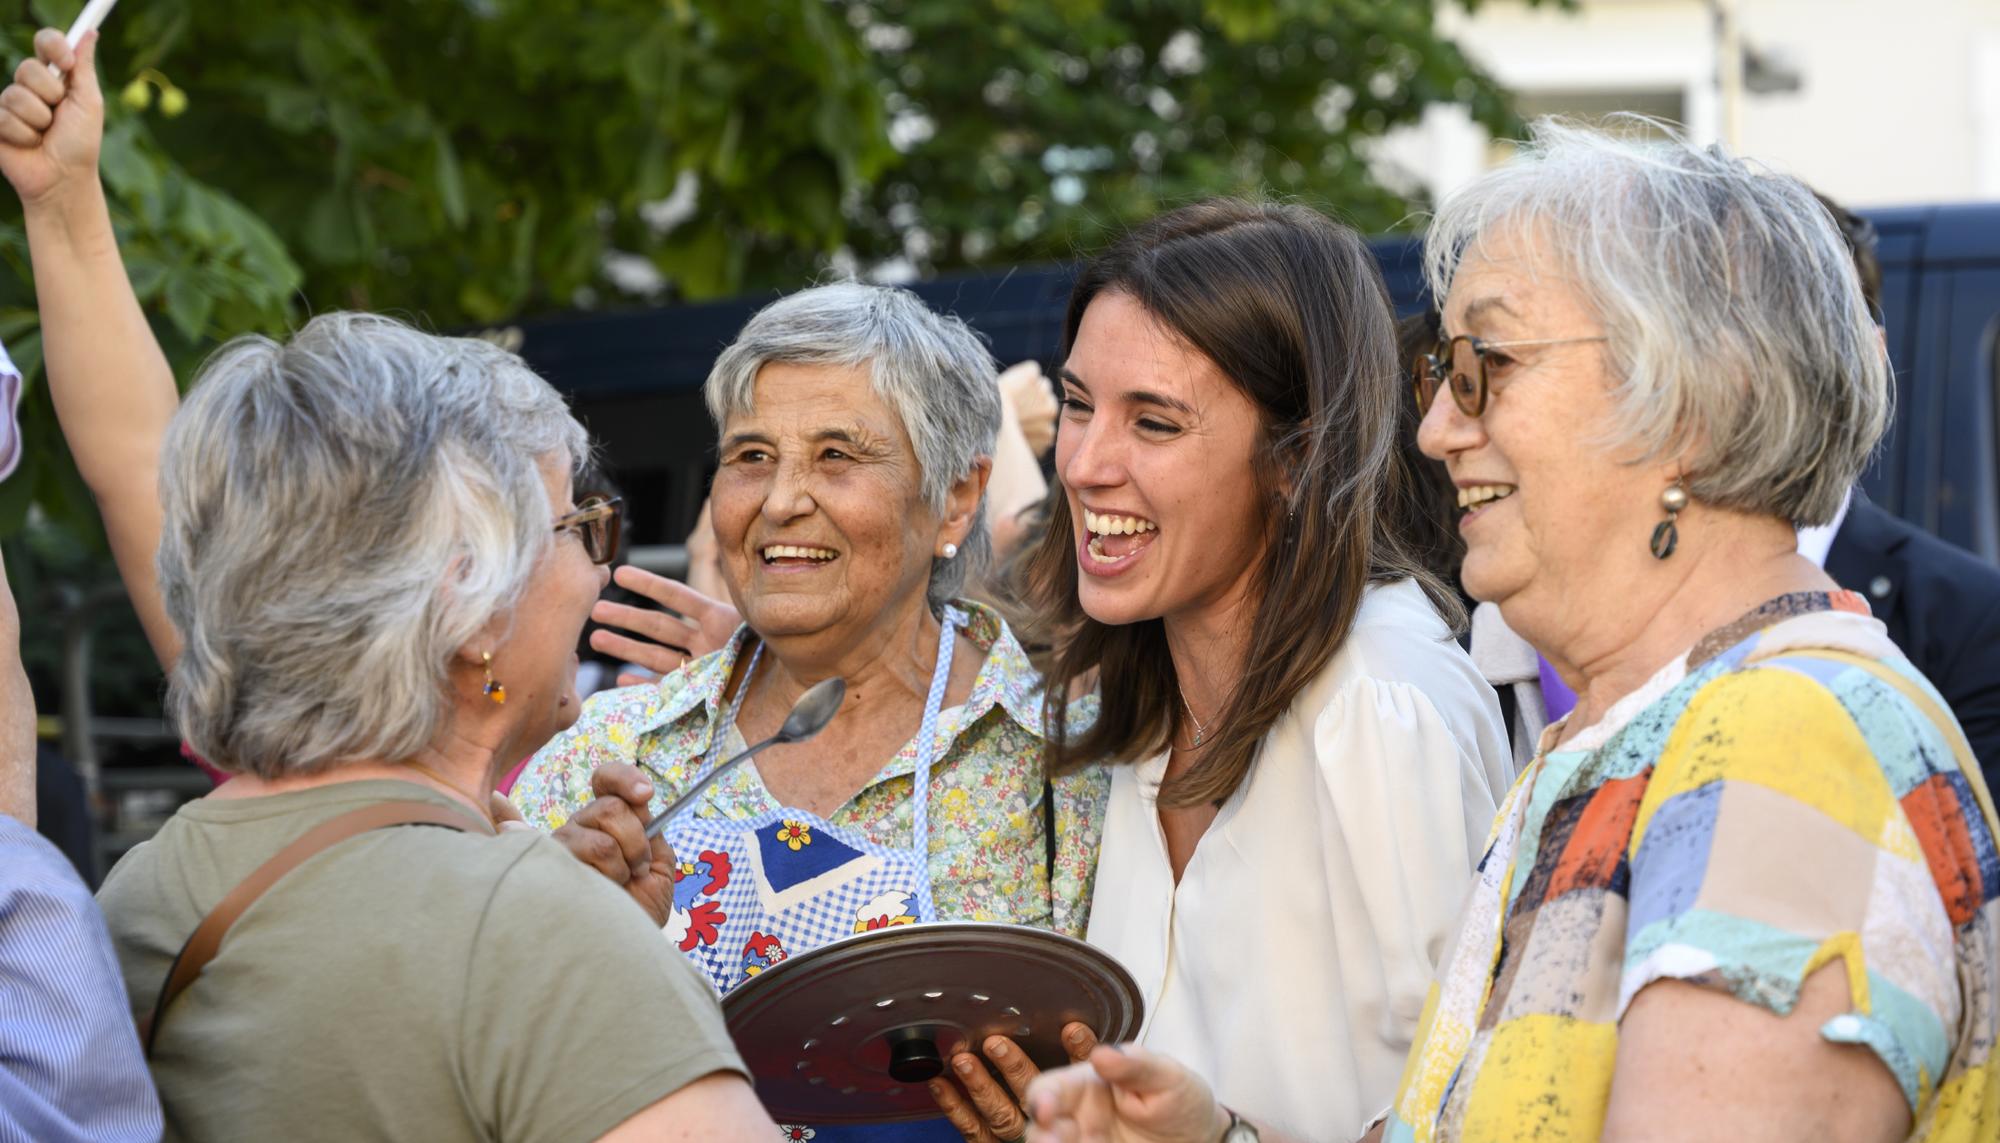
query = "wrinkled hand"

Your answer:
(932, 1024), (1099, 1143)
(999, 361), (1058, 458)
(1023, 1046), (1223, 1143)
(550, 763), (678, 926)
(590, 564), (741, 685)
(0, 29), (103, 208)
